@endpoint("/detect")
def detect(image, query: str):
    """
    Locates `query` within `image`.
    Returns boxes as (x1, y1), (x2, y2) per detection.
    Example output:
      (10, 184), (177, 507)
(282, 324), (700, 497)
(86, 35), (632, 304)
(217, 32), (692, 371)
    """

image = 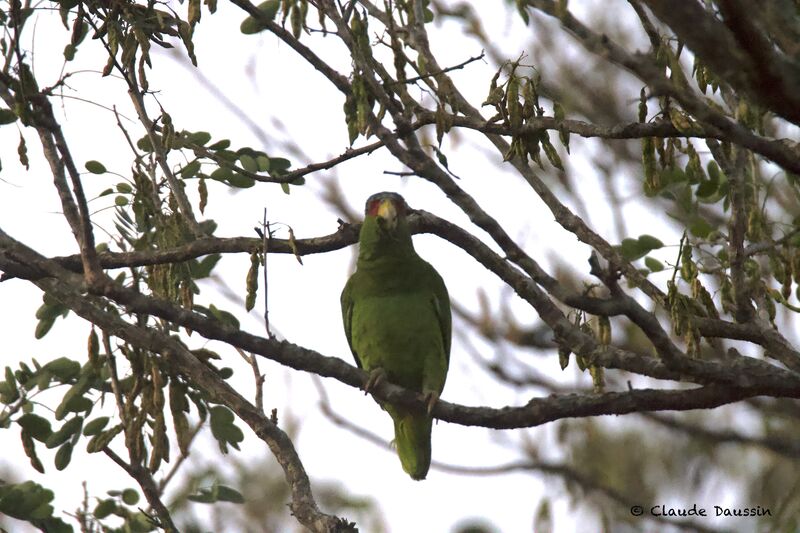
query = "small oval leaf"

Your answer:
(85, 161), (107, 174)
